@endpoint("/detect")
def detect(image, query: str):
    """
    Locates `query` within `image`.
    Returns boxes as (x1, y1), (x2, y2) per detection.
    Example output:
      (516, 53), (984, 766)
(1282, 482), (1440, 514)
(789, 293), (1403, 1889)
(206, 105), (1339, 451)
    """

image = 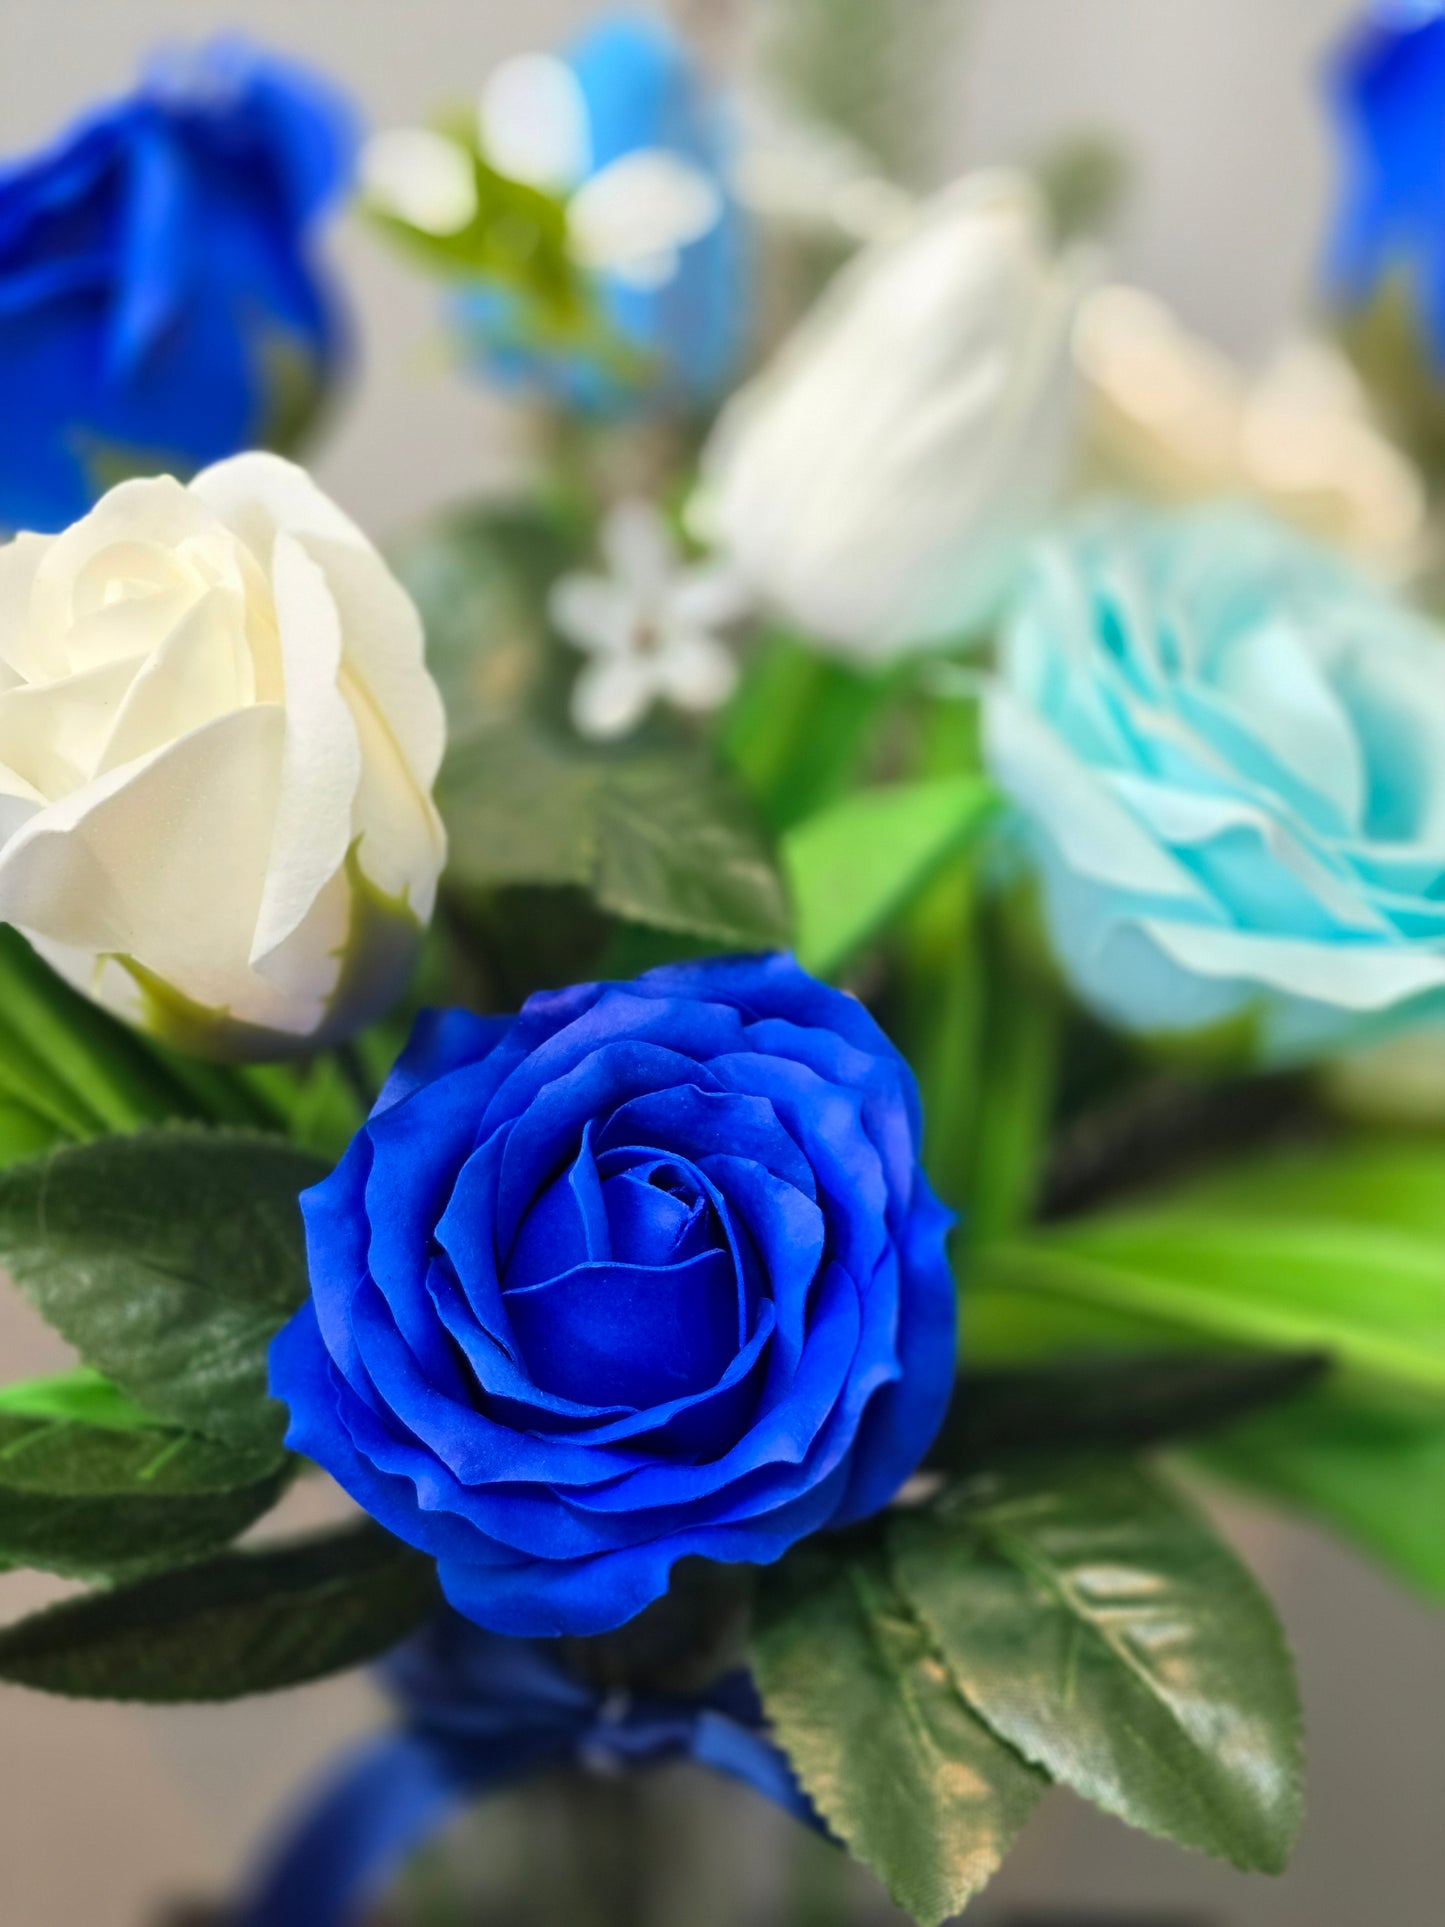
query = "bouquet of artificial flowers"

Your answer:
(0, 8), (1441, 1924)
